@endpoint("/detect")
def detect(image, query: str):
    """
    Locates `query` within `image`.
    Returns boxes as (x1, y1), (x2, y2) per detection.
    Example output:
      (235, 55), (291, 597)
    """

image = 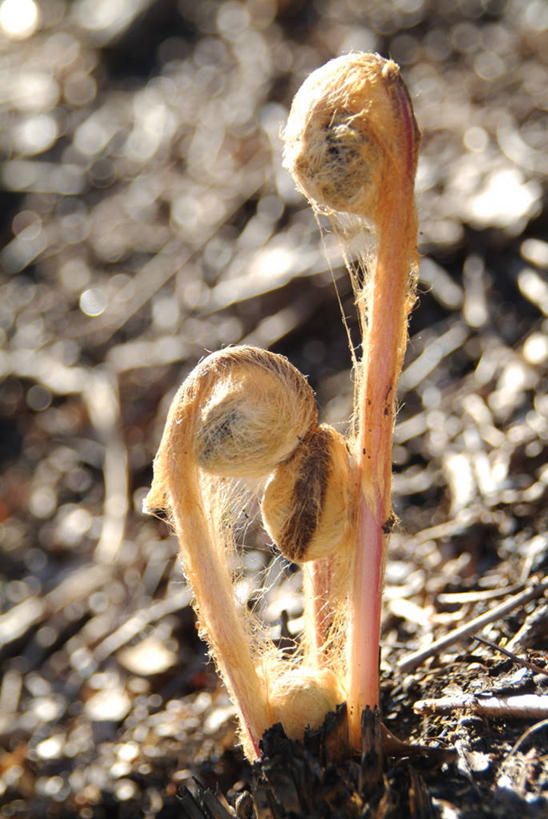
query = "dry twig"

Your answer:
(414, 694), (548, 719)
(470, 634), (548, 678)
(399, 578), (548, 673)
